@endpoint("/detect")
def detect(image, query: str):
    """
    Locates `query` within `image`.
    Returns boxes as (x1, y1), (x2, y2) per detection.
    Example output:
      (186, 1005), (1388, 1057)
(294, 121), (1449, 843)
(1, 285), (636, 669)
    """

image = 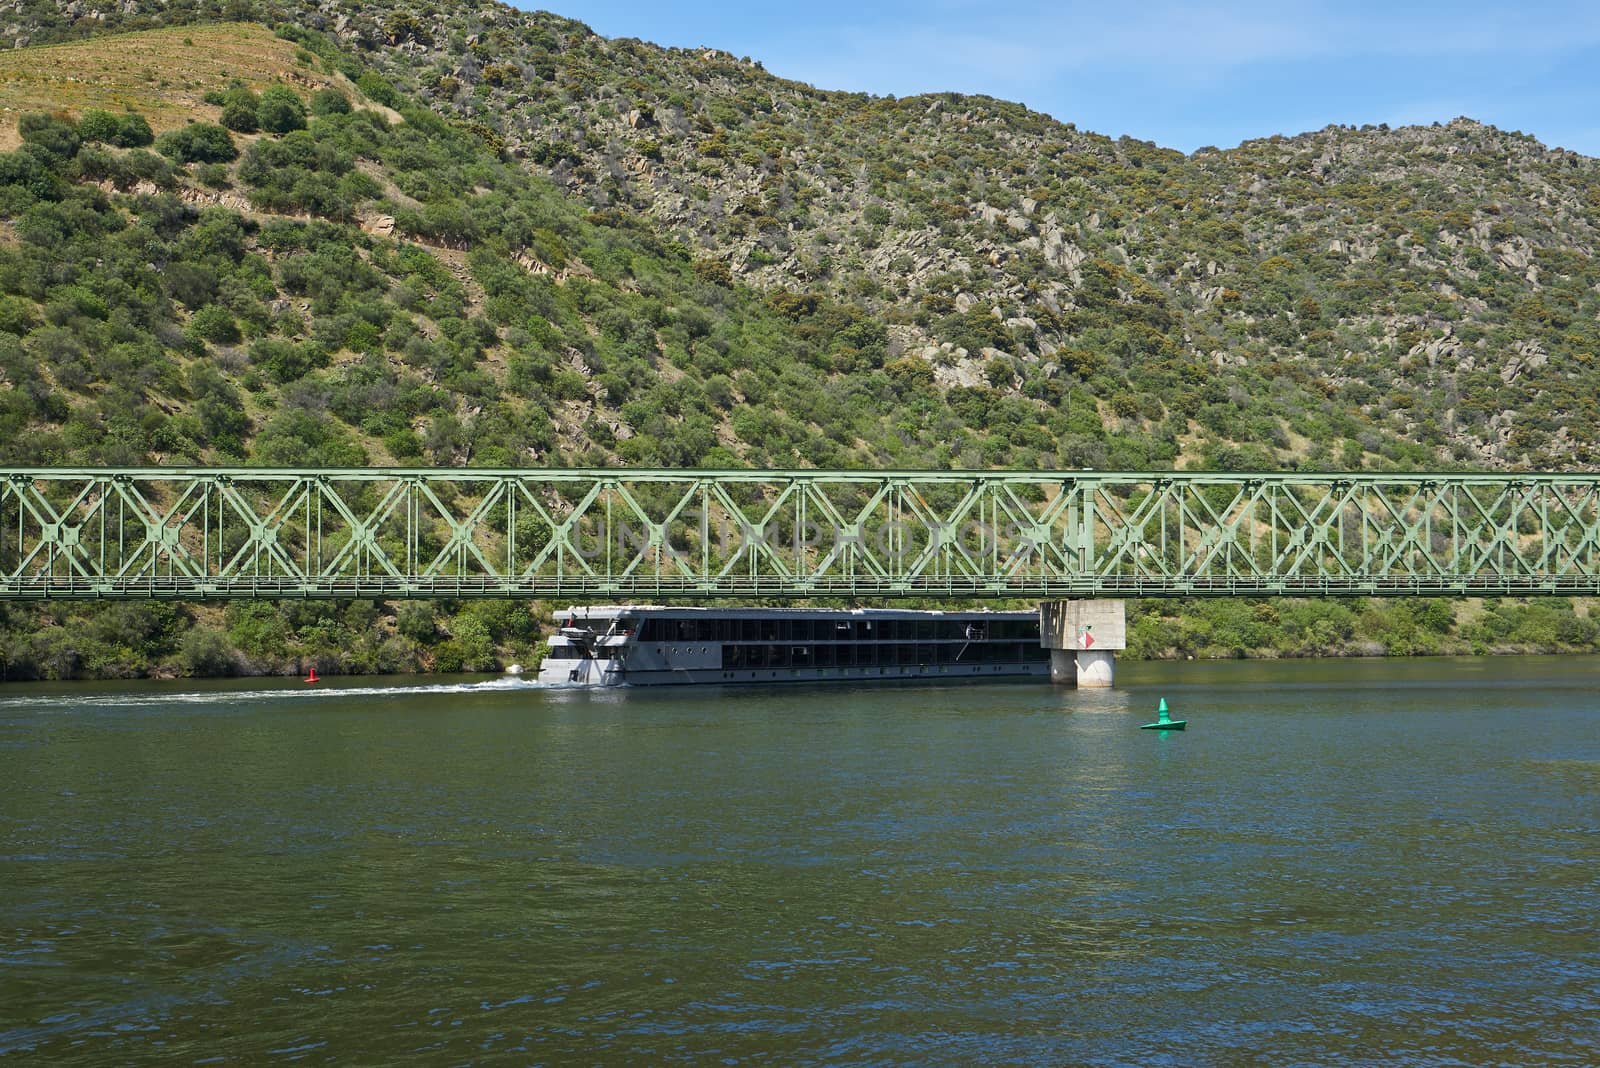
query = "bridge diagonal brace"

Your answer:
(316, 477), (411, 581)
(415, 480), (506, 579)
(515, 479), (603, 581)
(216, 479), (311, 580)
